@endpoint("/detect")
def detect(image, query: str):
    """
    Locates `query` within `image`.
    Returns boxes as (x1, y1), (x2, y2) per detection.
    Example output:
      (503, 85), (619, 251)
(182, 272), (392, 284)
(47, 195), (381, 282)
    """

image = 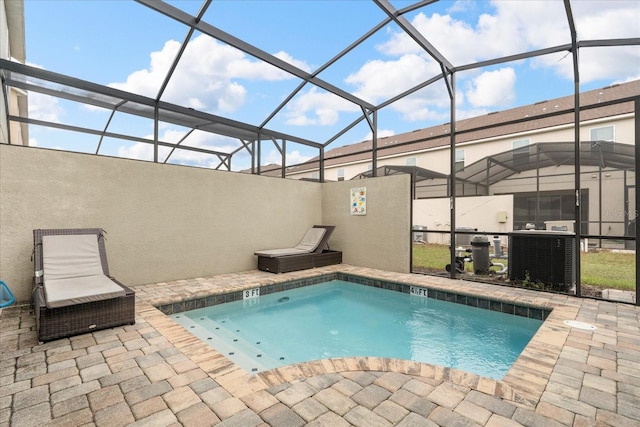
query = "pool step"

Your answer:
(171, 314), (282, 372)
